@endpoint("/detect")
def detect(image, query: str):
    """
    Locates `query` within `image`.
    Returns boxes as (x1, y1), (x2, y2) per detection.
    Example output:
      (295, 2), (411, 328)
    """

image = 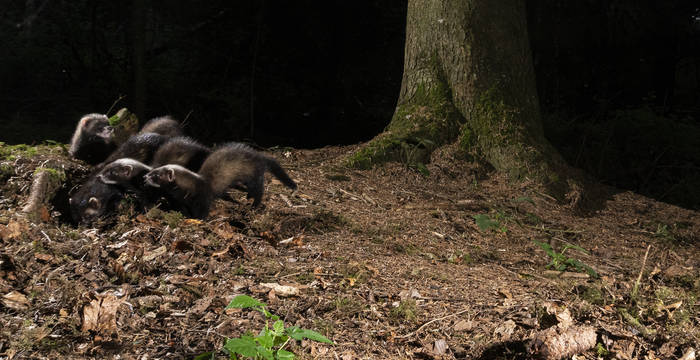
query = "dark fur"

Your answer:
(98, 132), (170, 169)
(140, 116), (183, 137)
(69, 176), (123, 224)
(199, 143), (297, 206)
(97, 158), (152, 191)
(96, 158), (165, 208)
(69, 113), (117, 165)
(144, 165), (211, 219)
(151, 137), (211, 171)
